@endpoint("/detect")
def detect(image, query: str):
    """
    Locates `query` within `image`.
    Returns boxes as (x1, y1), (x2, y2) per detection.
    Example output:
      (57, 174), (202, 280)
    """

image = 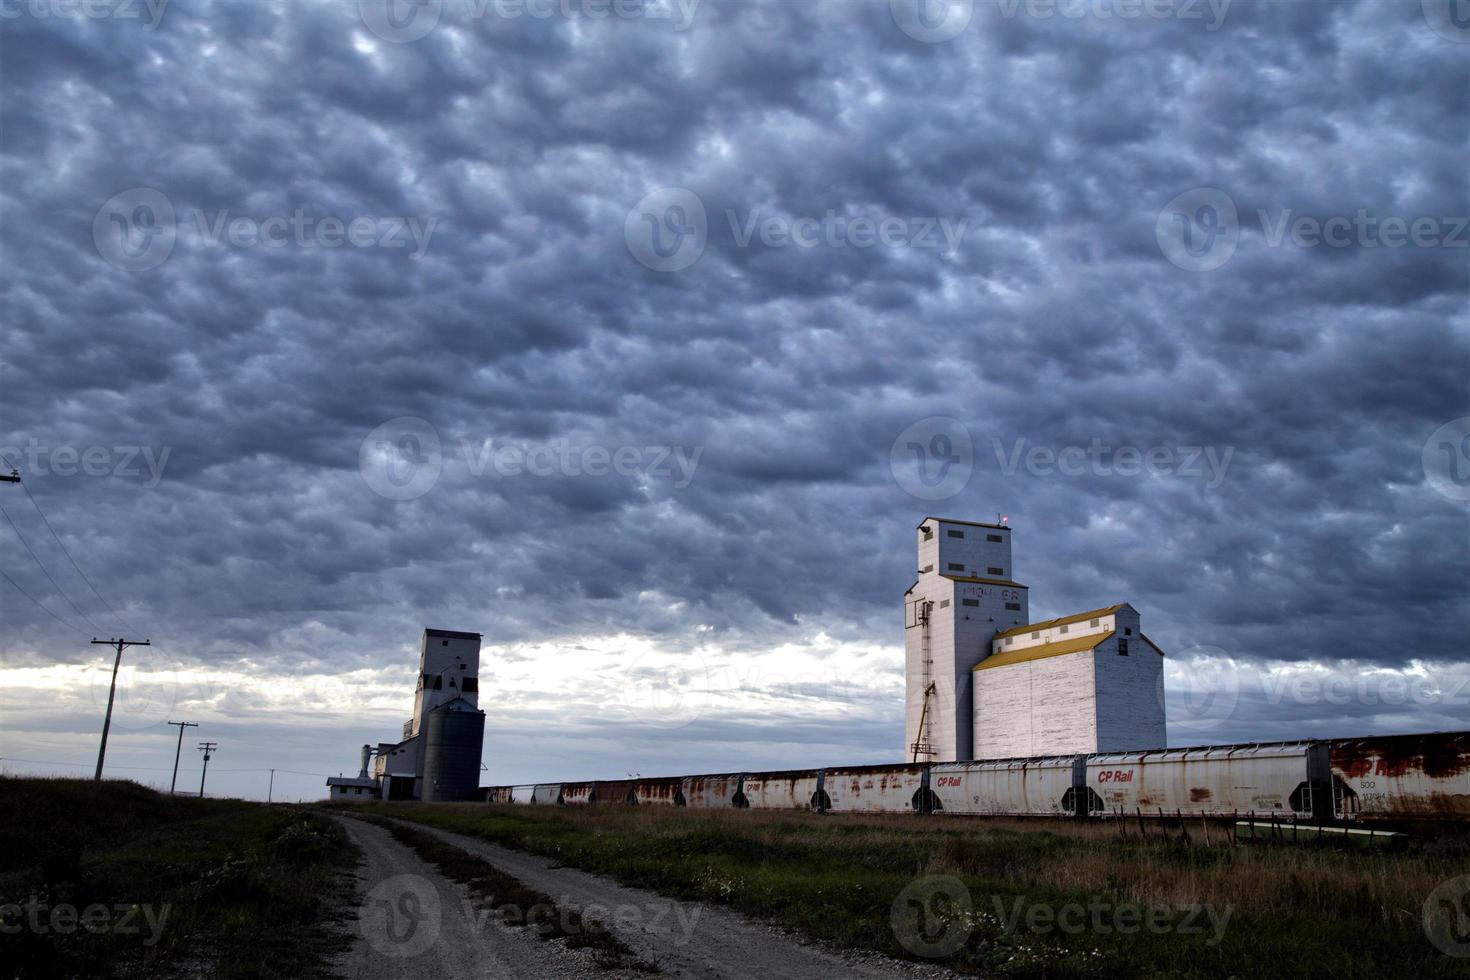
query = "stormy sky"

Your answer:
(1, 0), (1466, 801)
